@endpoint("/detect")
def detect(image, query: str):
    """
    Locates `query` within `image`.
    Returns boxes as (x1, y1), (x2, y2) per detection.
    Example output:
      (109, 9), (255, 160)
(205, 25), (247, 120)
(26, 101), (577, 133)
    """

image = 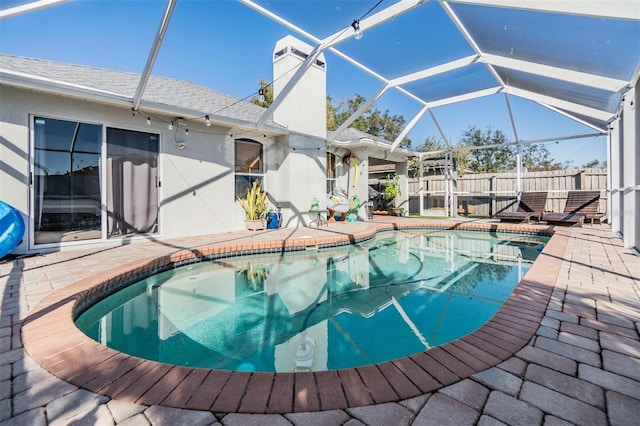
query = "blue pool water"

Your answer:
(76, 229), (548, 372)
